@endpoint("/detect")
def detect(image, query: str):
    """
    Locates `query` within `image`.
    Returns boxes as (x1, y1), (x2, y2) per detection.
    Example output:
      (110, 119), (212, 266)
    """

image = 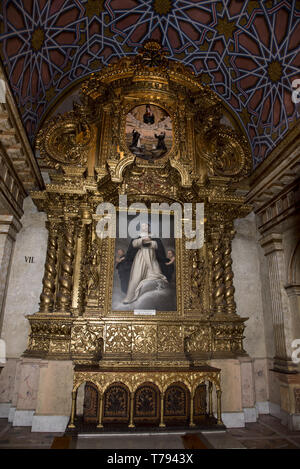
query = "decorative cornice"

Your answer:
(0, 60), (44, 194)
(246, 128), (300, 212)
(248, 124), (300, 188)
